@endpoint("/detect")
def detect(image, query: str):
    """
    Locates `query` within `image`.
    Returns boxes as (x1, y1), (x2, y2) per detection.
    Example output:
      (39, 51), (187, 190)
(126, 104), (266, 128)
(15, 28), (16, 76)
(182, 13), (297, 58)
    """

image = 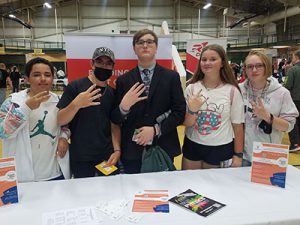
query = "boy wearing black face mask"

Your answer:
(57, 47), (121, 178)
